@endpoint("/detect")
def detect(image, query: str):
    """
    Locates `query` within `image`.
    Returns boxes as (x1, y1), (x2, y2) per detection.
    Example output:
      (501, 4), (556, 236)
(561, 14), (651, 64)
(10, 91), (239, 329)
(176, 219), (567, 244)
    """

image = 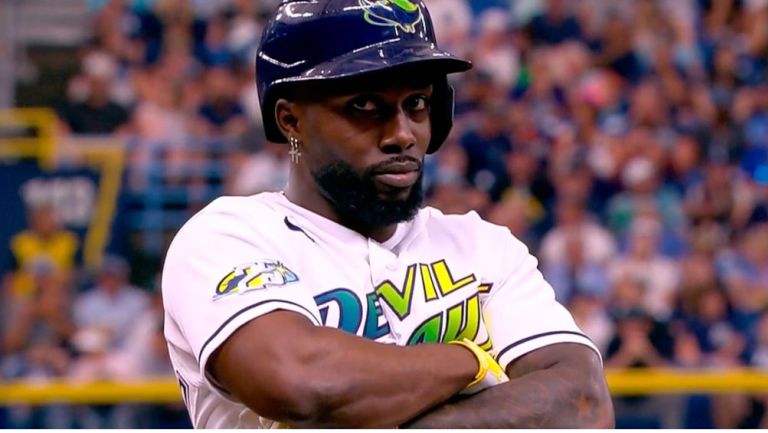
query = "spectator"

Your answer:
(4, 204), (79, 299)
(593, 10), (642, 83)
(607, 156), (685, 238)
(459, 101), (513, 200)
(194, 14), (234, 67)
(527, 0), (582, 45)
(502, 149), (553, 226)
(540, 197), (616, 266)
(679, 286), (751, 428)
(0, 265), (74, 428)
(487, 194), (538, 249)
(227, 140), (289, 196)
(423, 0), (473, 55)
(58, 52), (131, 135)
(542, 229), (611, 304)
(471, 8), (520, 90)
(225, 0), (263, 64)
(609, 216), (681, 320)
(715, 224), (768, 327)
(684, 159), (756, 232)
(71, 255), (149, 352)
(604, 307), (681, 428)
(666, 134), (704, 195)
(68, 291), (177, 428)
(194, 67), (247, 137)
(748, 312), (768, 428)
